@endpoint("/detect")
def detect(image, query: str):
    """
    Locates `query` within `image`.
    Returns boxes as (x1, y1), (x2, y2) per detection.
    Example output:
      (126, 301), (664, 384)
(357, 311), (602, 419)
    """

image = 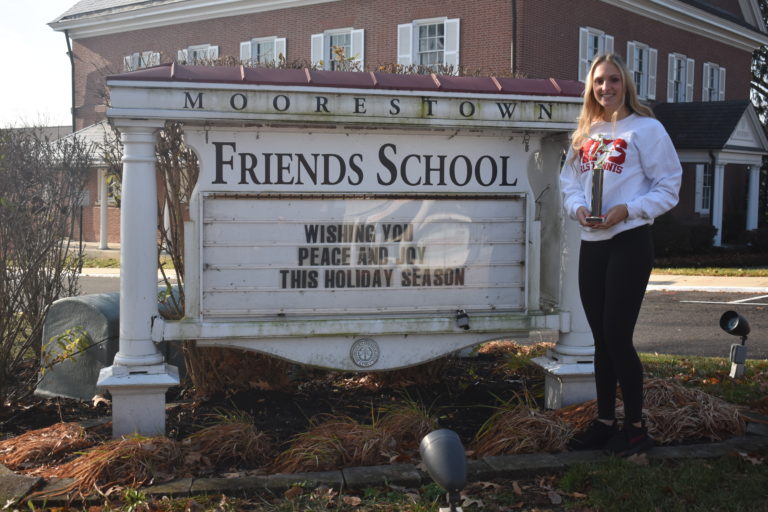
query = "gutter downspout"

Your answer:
(511, 0), (517, 75)
(64, 30), (75, 132)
